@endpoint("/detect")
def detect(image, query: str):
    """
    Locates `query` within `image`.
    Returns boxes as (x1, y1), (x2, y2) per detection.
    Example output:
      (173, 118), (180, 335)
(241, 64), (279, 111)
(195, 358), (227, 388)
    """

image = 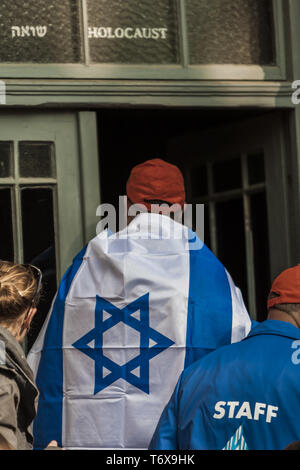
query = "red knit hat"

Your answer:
(126, 159), (186, 213)
(267, 264), (300, 309)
